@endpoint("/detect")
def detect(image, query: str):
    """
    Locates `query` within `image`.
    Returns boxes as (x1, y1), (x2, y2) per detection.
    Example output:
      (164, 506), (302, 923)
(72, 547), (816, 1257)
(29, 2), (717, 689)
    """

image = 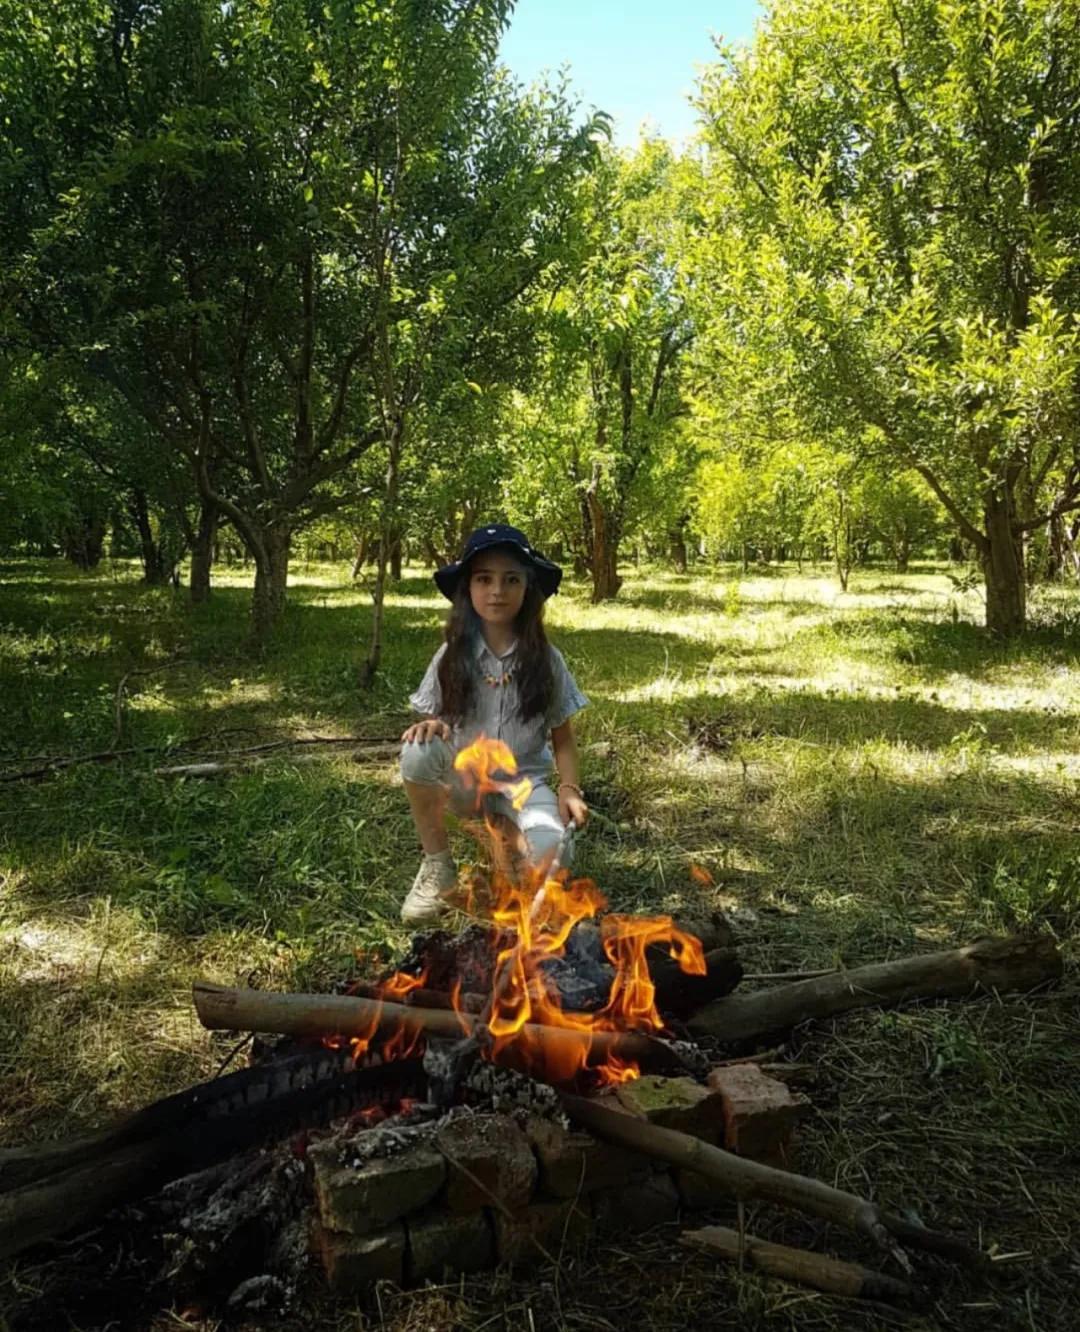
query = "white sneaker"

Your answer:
(401, 853), (457, 925)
